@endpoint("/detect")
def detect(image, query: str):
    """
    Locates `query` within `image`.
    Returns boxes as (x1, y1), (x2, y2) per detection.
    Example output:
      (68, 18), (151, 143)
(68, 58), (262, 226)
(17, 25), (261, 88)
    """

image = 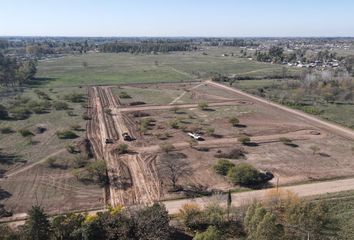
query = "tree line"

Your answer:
(0, 53), (37, 86)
